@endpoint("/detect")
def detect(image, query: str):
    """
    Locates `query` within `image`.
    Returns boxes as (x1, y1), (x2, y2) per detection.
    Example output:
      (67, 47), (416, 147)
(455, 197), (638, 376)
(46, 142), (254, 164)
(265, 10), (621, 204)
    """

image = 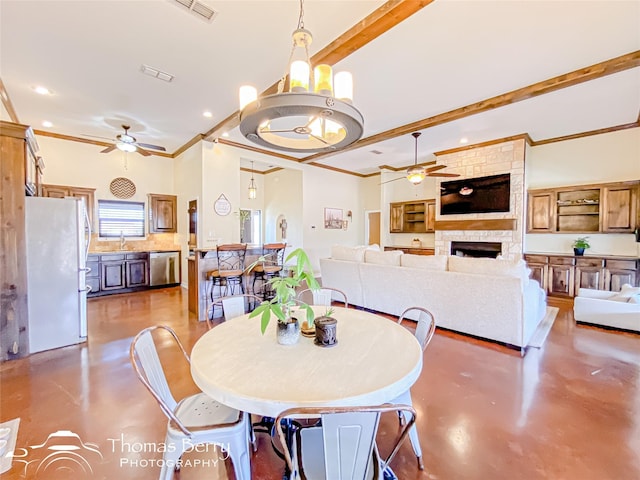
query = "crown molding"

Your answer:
(0, 77), (19, 123)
